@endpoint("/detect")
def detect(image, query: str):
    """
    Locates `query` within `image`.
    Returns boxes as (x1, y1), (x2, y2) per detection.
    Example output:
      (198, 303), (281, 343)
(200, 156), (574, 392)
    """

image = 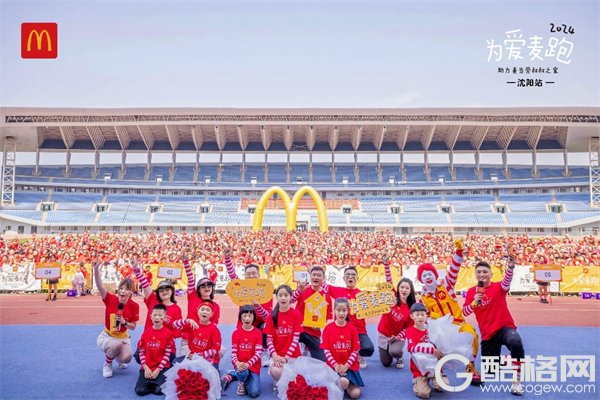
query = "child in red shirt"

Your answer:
(321, 298), (364, 399)
(220, 305), (263, 398)
(176, 300), (222, 371)
(135, 304), (174, 396)
(263, 285), (303, 386)
(405, 303), (448, 399)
